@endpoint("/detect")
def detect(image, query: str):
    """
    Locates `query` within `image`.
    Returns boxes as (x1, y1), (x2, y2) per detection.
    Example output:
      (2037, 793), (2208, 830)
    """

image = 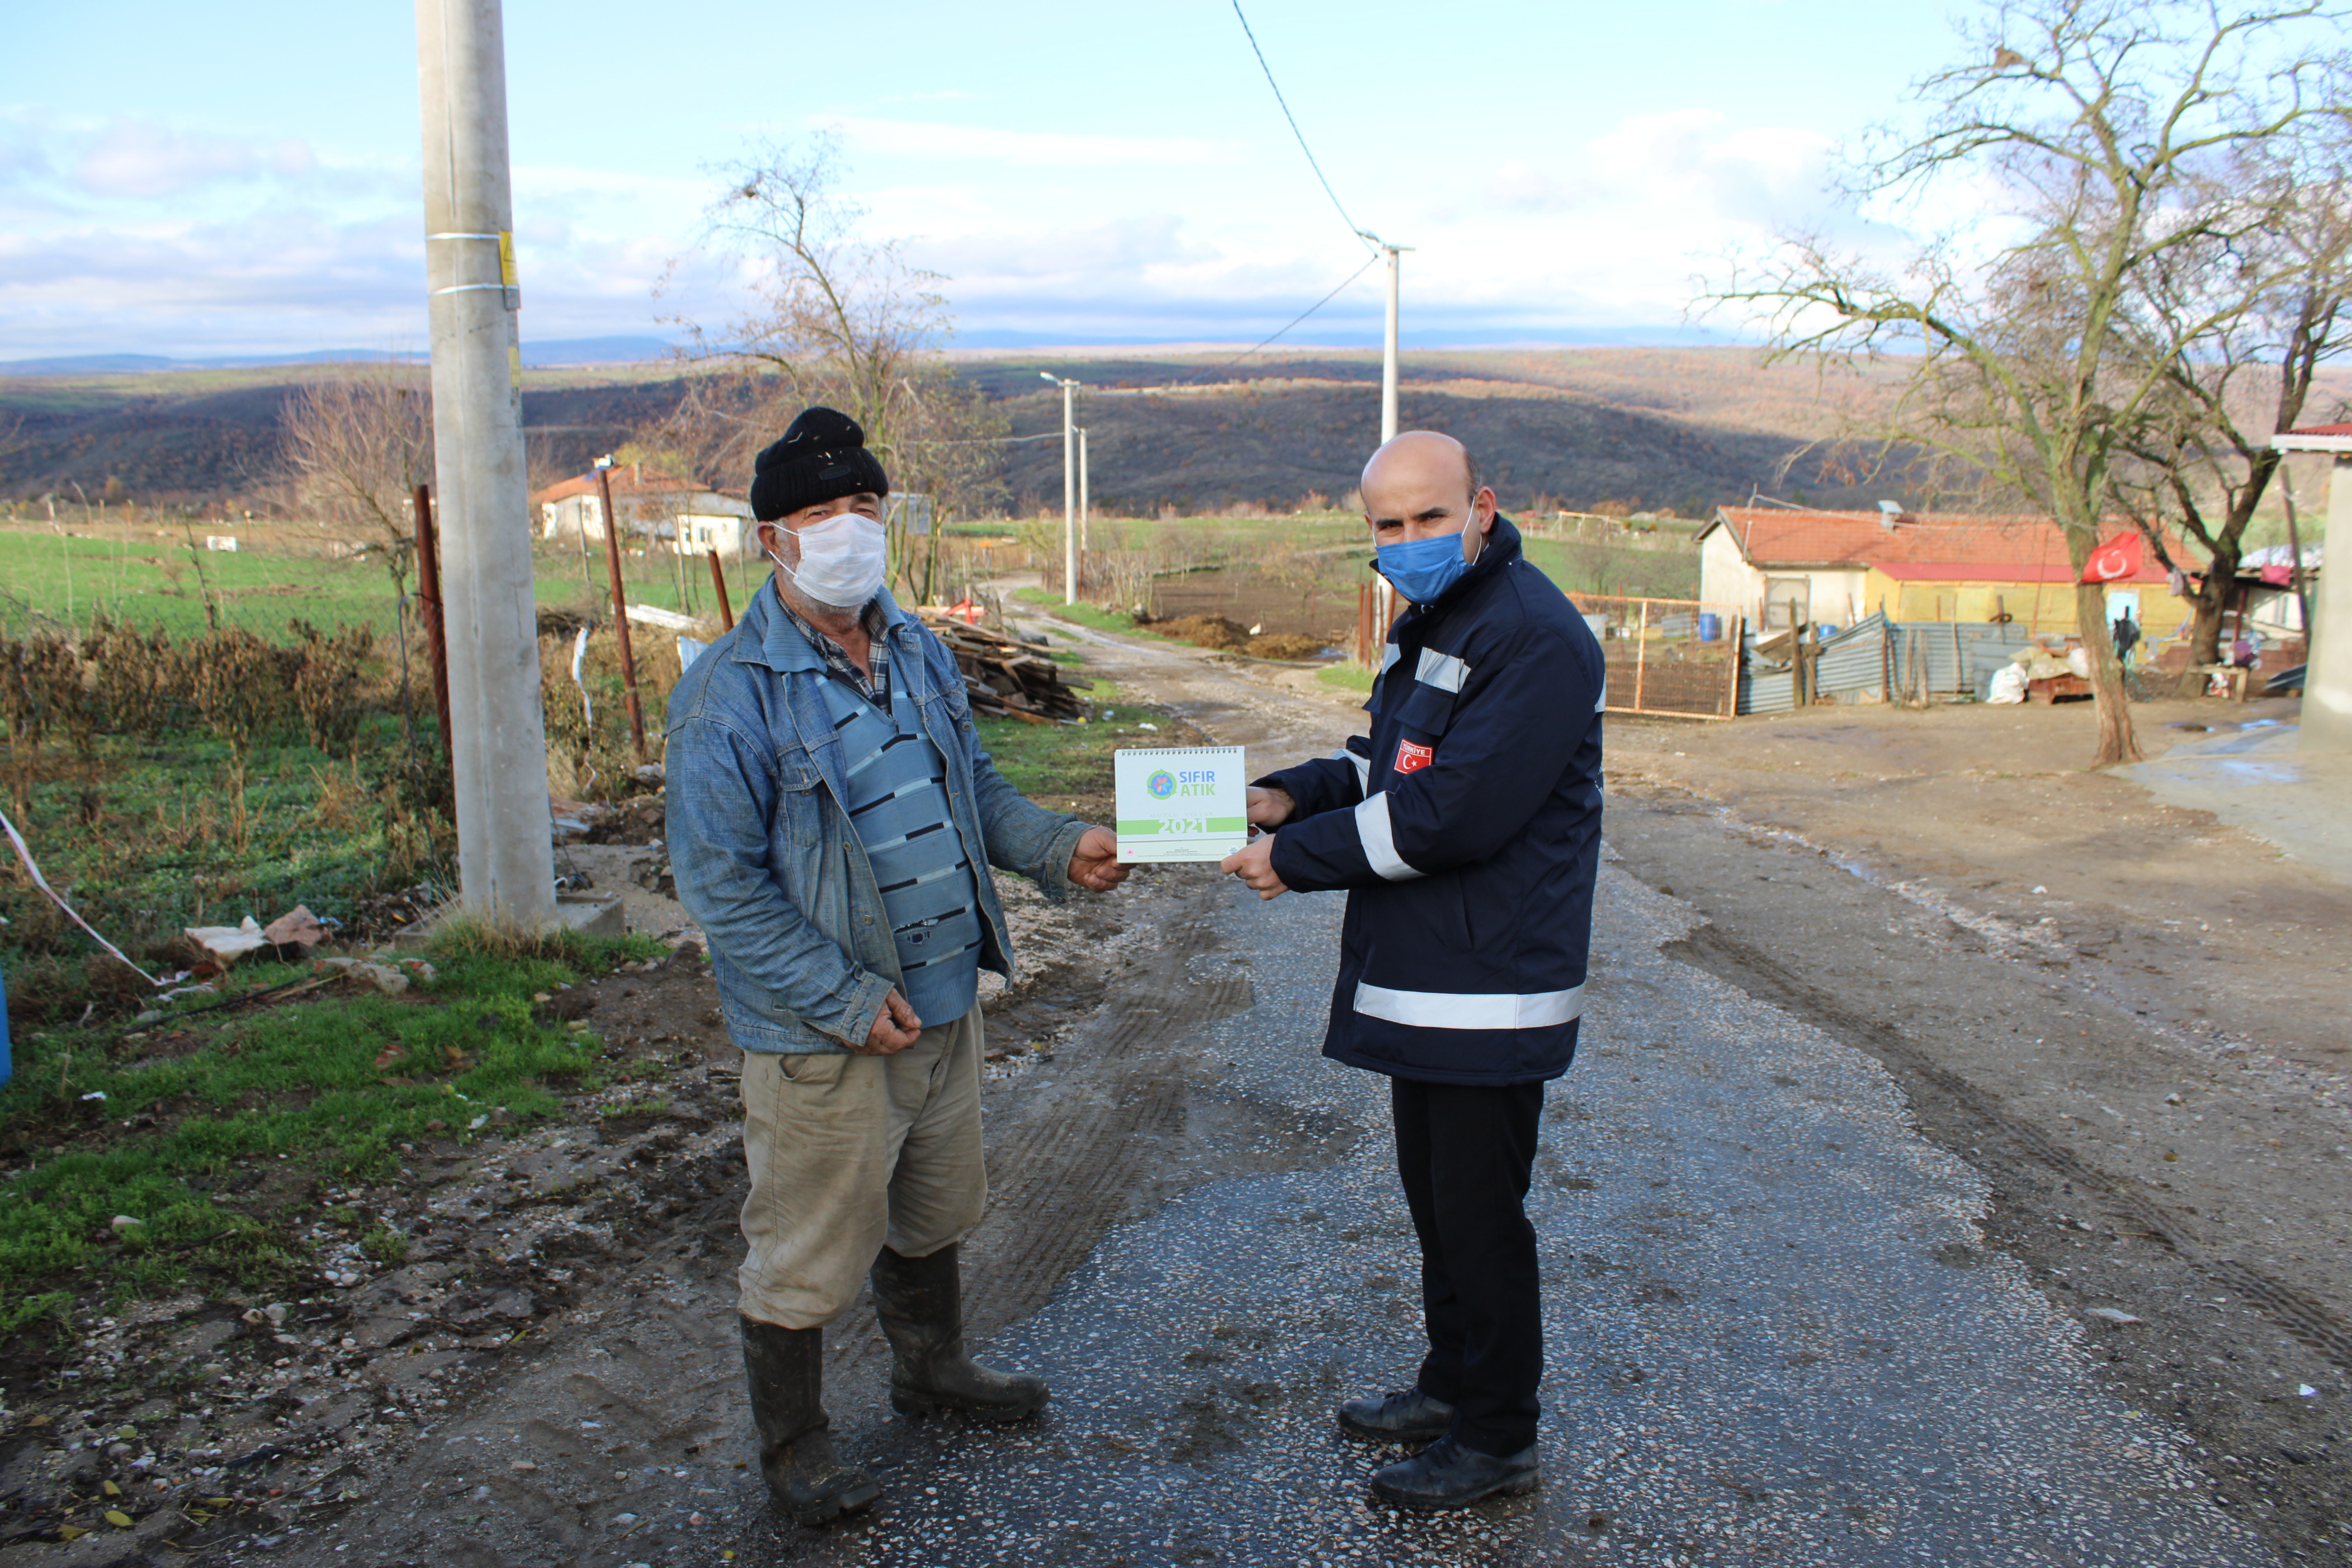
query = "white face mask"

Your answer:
(770, 510), (888, 611)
